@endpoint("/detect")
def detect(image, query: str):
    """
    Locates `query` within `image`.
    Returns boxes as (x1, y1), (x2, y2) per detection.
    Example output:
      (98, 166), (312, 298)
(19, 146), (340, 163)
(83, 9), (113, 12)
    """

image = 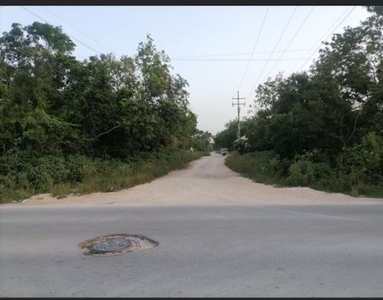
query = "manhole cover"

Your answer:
(79, 234), (159, 256)
(92, 237), (132, 253)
